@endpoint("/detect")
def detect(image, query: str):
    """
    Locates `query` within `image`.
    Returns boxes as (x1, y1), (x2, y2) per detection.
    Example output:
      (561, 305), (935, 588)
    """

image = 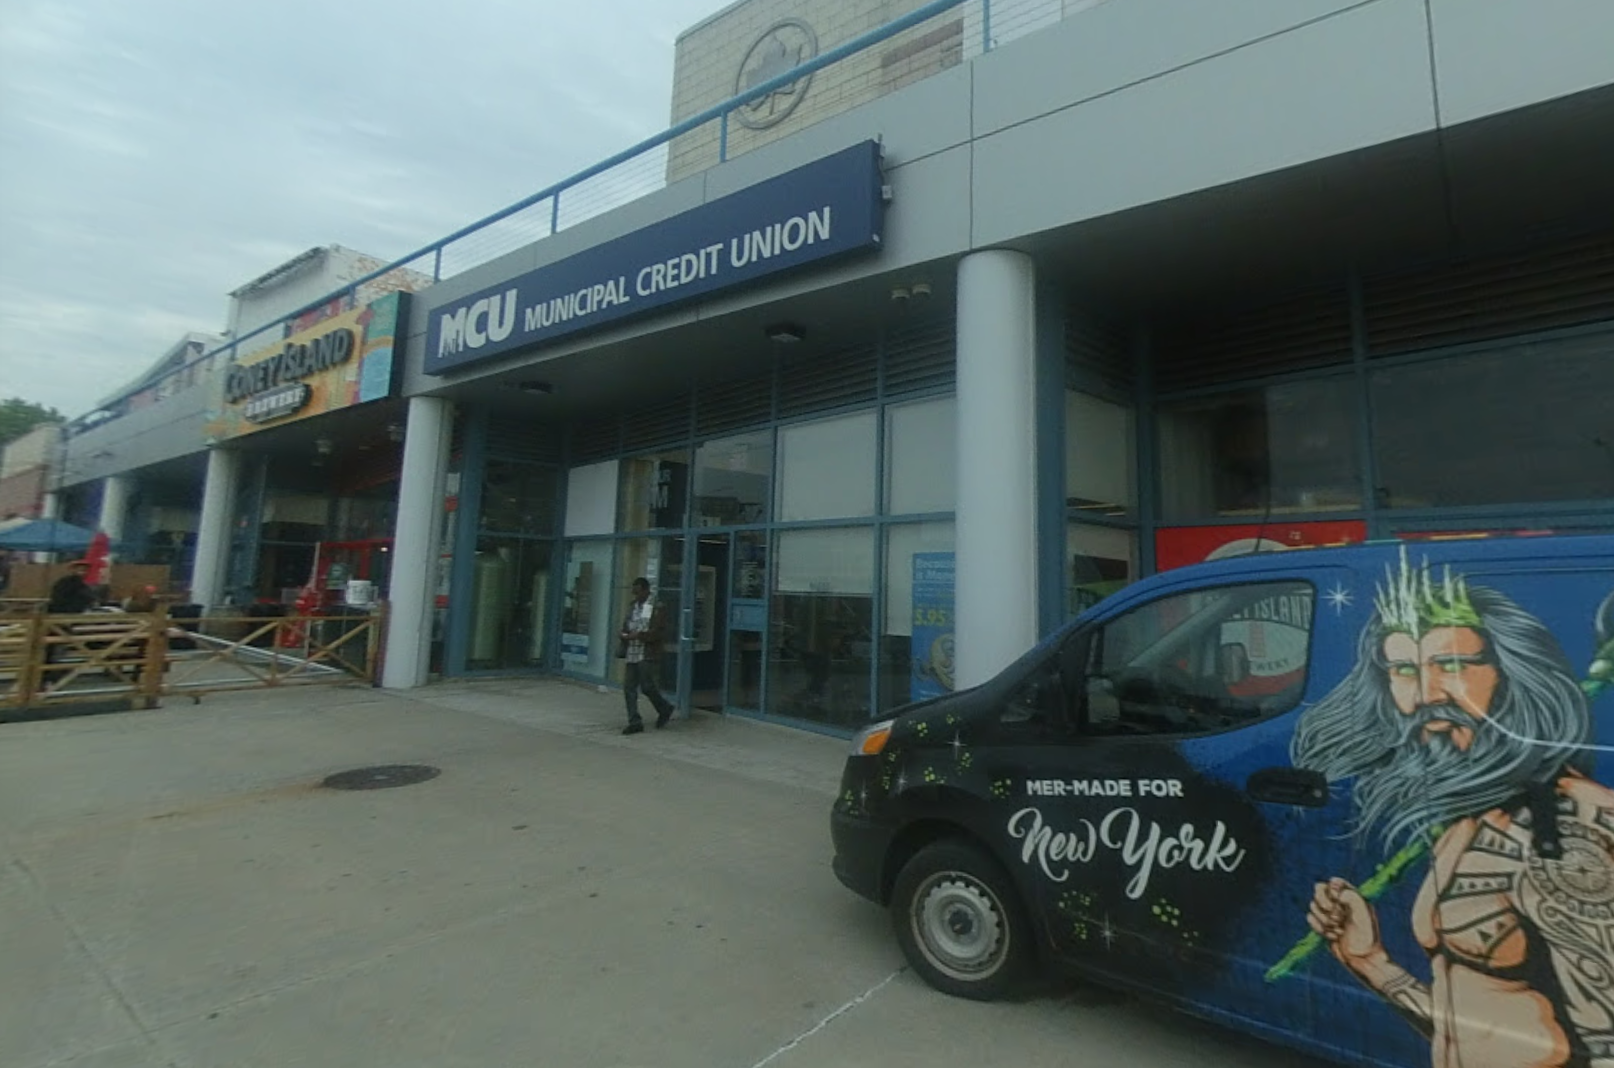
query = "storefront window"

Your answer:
(776, 411), (877, 521)
(880, 521), (955, 713)
(885, 397), (955, 515)
(1371, 331), (1612, 508)
(560, 540), (615, 678)
(1066, 391), (1135, 517)
(466, 536), (553, 670)
(694, 432), (772, 526)
(769, 526), (874, 727)
(1158, 378), (1361, 520)
(481, 460), (559, 535)
(618, 450), (690, 531)
(1068, 523), (1136, 617)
